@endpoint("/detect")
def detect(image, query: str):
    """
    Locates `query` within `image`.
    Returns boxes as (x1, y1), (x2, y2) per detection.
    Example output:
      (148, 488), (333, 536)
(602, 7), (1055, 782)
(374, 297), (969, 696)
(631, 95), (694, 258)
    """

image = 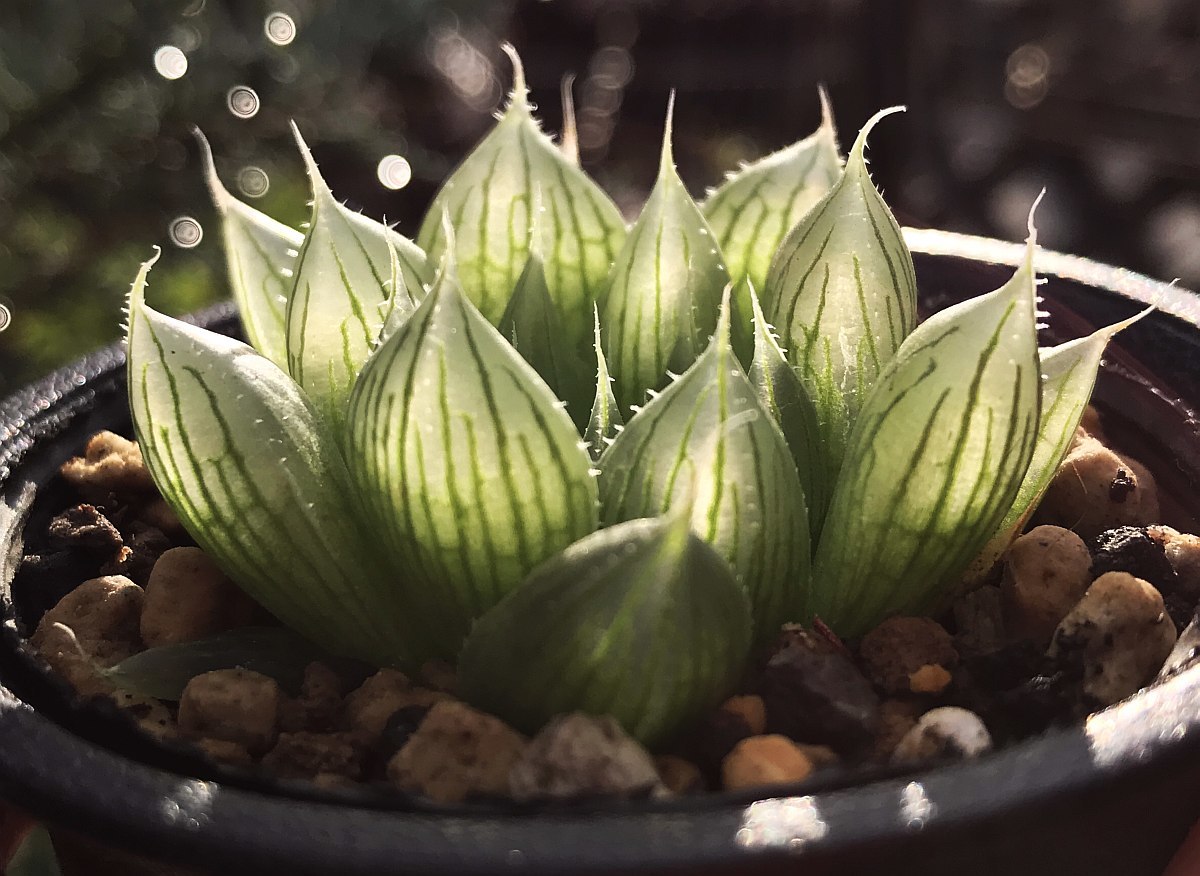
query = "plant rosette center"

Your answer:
(18, 44), (1191, 804)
